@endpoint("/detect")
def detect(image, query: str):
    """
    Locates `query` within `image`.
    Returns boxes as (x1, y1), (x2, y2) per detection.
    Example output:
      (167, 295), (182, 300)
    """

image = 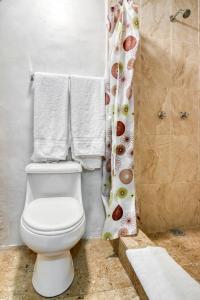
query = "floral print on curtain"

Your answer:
(102, 0), (139, 240)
